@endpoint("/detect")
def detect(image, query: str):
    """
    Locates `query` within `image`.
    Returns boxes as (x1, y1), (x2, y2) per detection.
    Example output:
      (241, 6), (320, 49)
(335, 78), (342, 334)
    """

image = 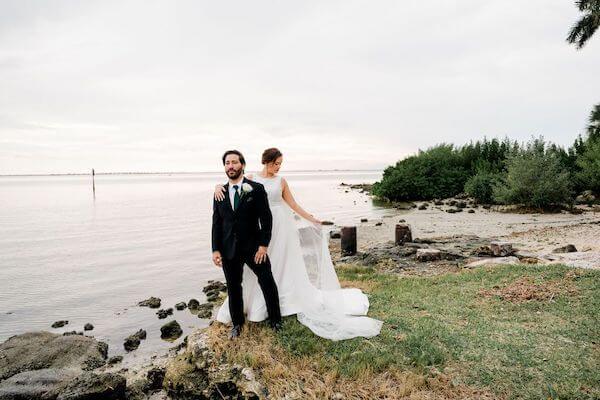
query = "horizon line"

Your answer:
(0, 168), (384, 177)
